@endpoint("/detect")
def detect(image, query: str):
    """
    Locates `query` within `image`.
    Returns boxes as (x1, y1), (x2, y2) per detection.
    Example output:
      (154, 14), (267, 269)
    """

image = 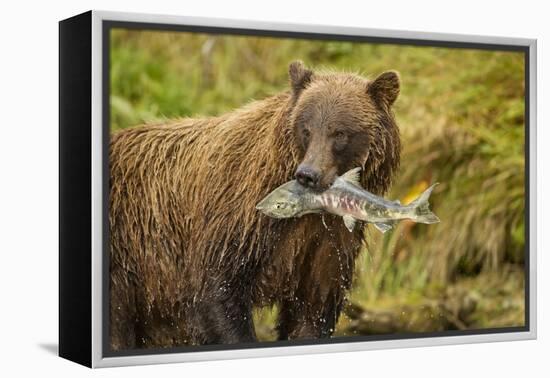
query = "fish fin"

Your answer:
(374, 222), (393, 233)
(340, 167), (362, 187)
(408, 183), (440, 224)
(342, 215), (356, 232)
